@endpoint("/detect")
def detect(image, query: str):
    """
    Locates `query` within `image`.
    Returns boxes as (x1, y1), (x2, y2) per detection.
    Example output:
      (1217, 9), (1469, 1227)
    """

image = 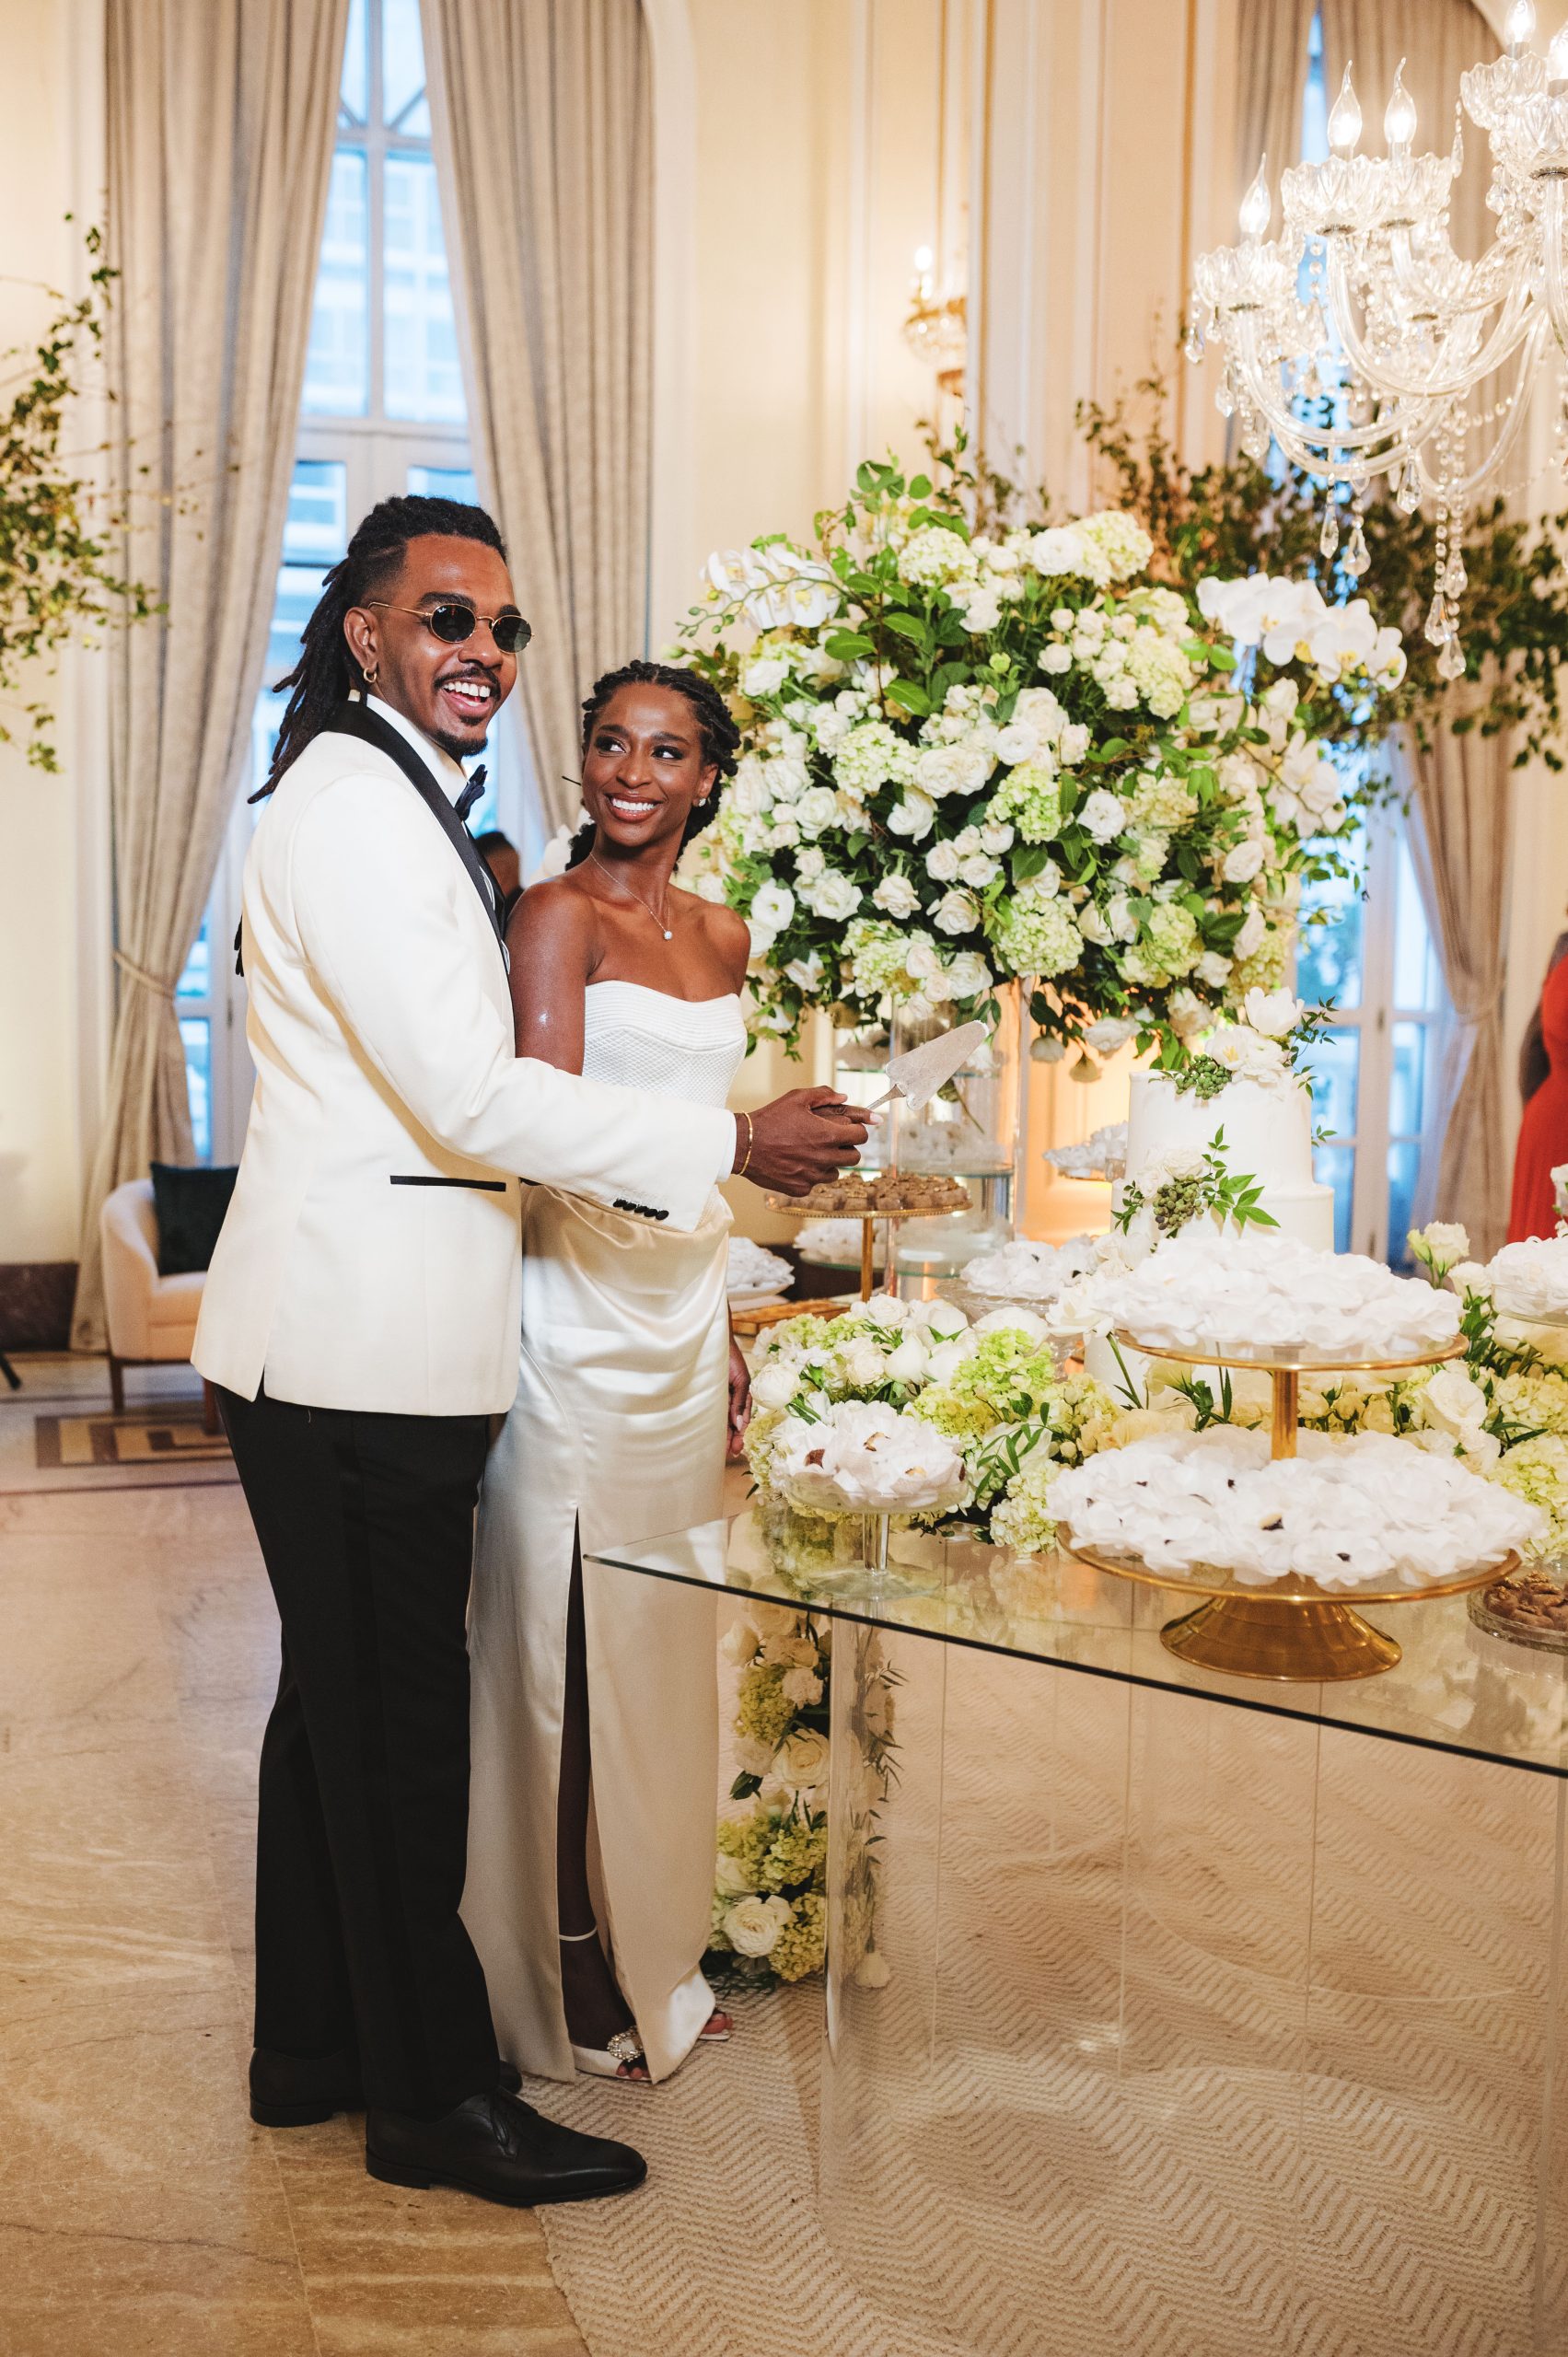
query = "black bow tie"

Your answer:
(455, 767), (487, 826)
